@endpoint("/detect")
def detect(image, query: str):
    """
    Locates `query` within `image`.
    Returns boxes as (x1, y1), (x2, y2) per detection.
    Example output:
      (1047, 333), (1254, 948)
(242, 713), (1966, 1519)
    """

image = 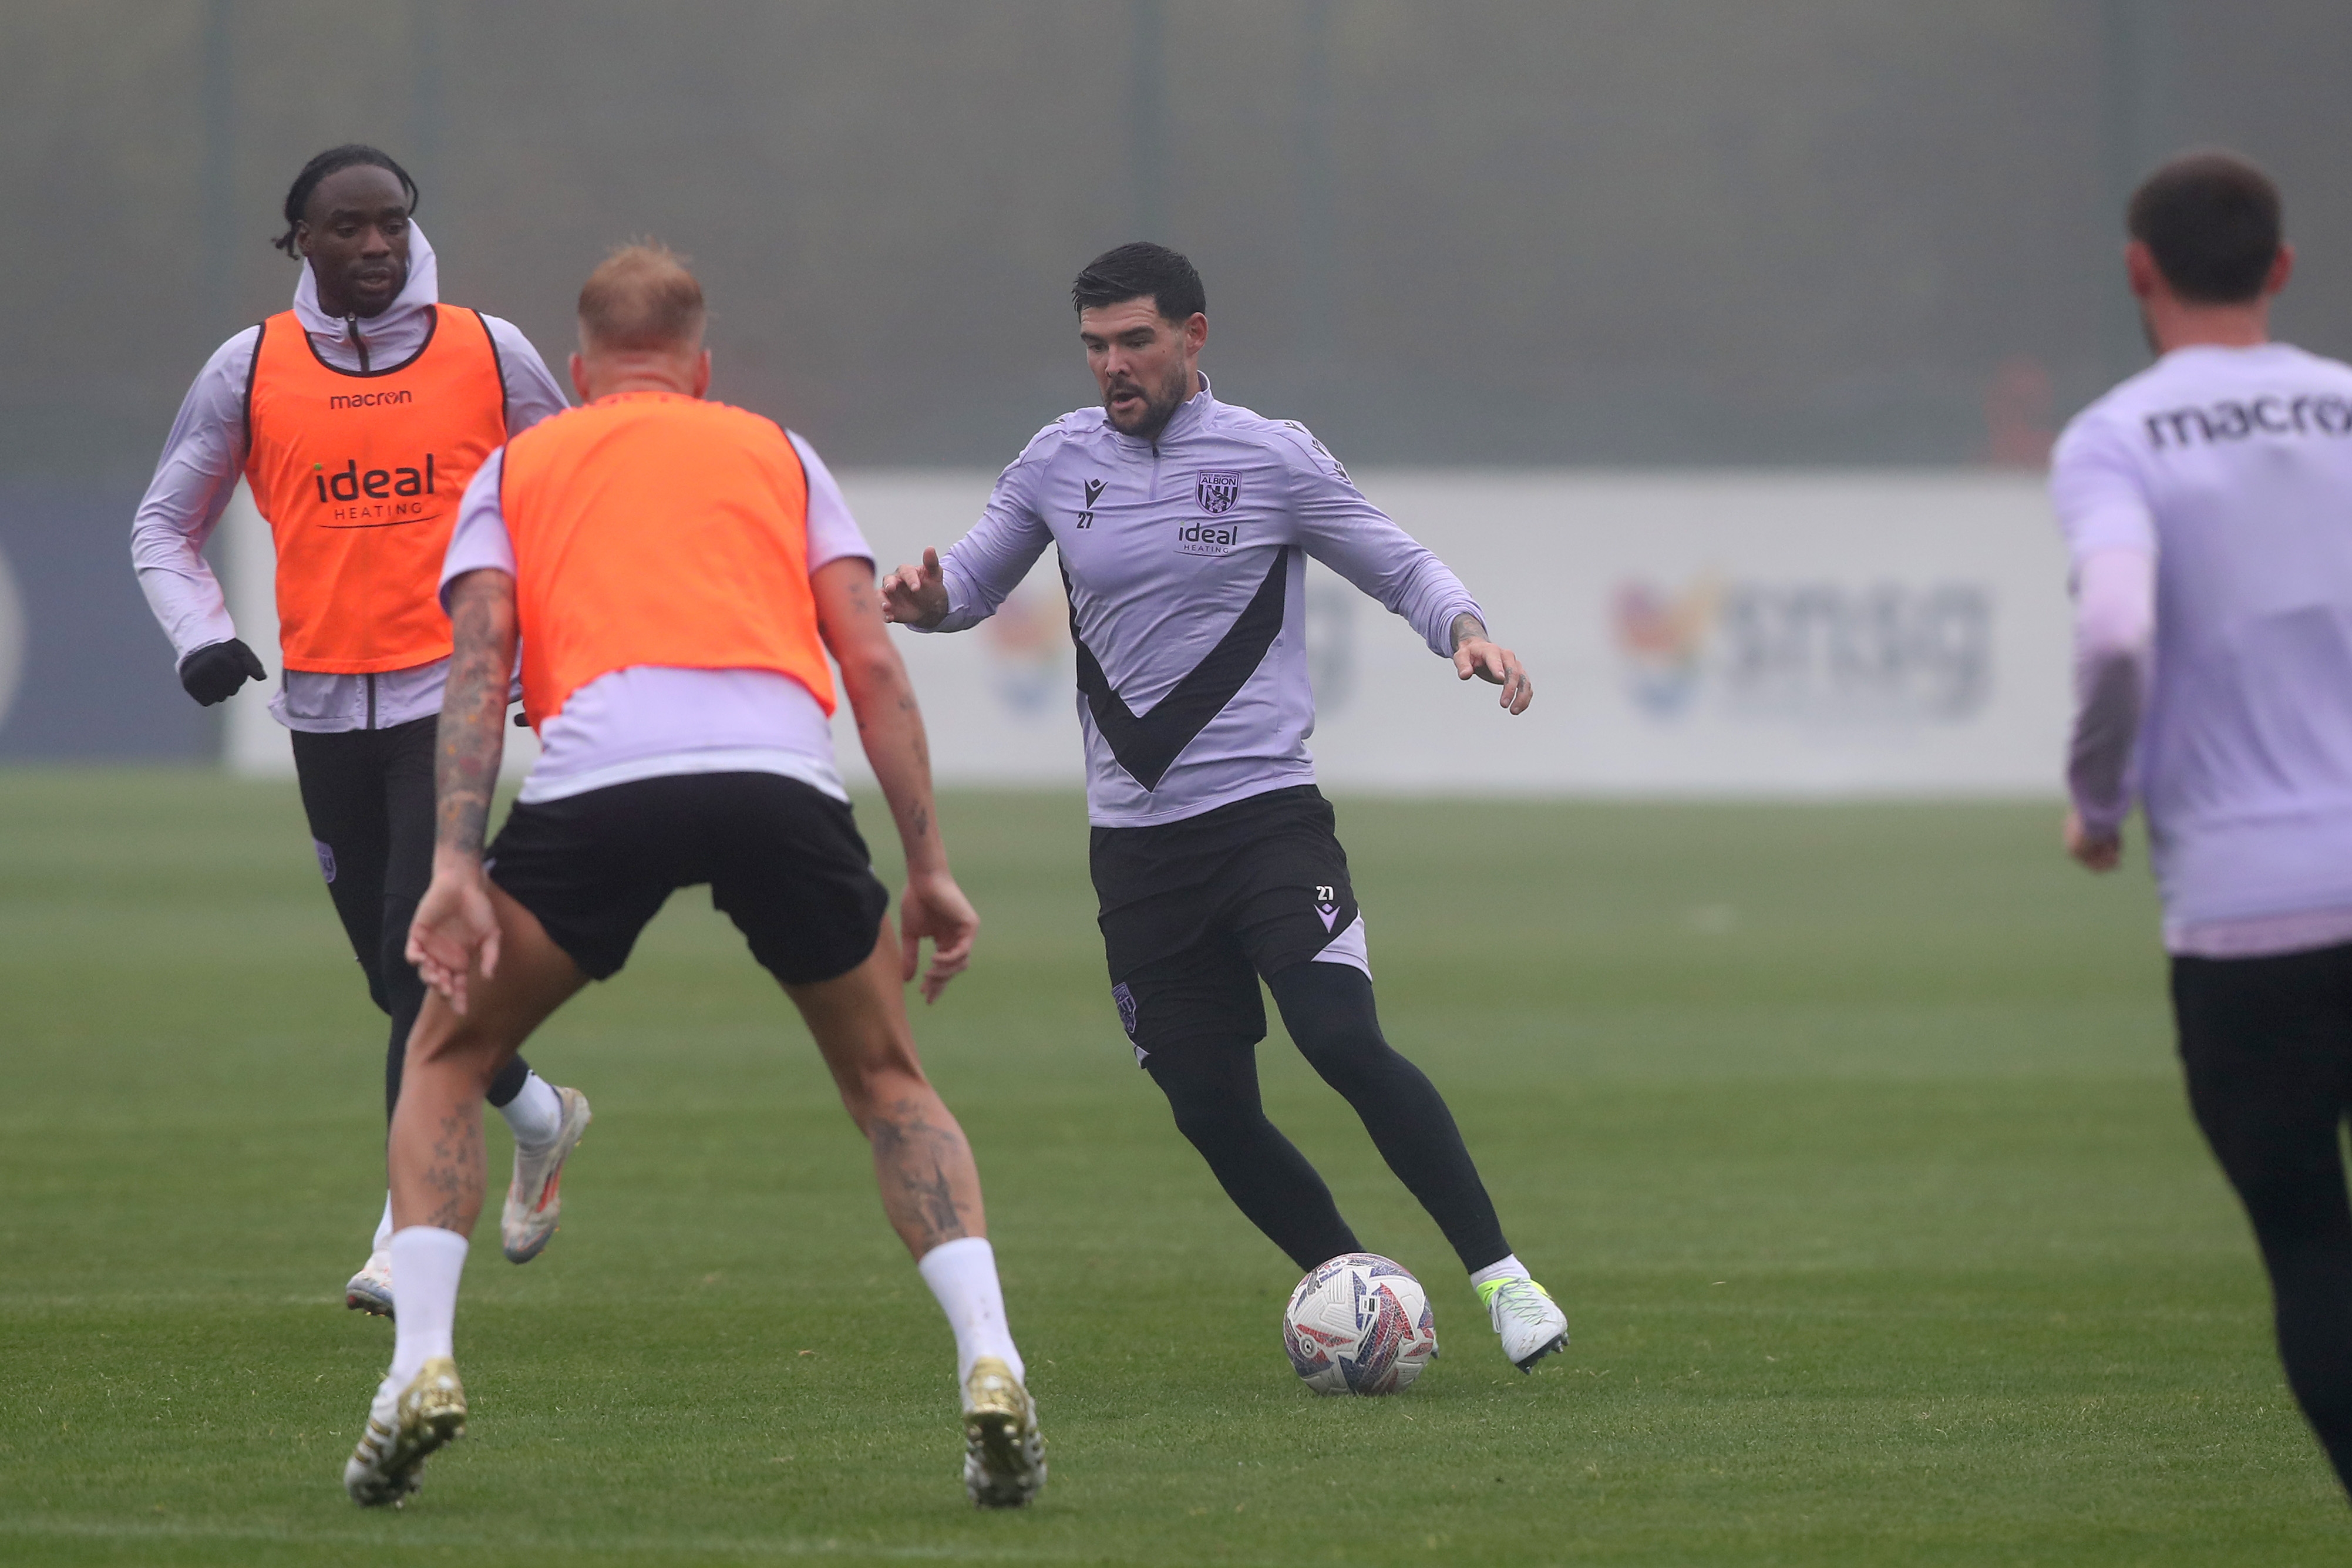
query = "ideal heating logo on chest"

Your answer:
(311, 455), (441, 524)
(1176, 519), (1241, 555)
